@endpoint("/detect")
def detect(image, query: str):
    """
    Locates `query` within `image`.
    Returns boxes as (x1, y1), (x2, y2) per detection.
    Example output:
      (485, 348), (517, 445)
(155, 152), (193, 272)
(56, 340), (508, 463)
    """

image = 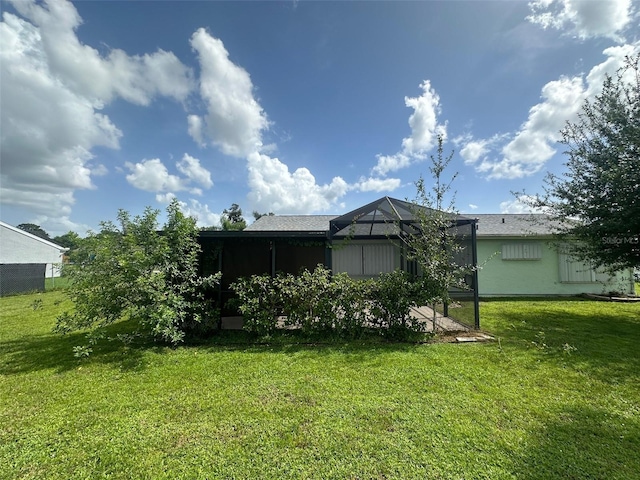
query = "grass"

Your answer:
(44, 276), (70, 291)
(1, 292), (639, 479)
